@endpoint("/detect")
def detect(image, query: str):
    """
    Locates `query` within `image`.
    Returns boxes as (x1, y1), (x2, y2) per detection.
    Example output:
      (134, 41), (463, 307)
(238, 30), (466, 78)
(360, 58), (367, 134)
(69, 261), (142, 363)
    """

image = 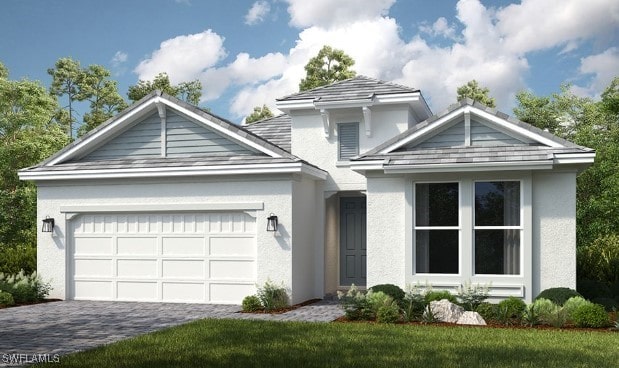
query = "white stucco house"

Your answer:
(19, 76), (595, 304)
